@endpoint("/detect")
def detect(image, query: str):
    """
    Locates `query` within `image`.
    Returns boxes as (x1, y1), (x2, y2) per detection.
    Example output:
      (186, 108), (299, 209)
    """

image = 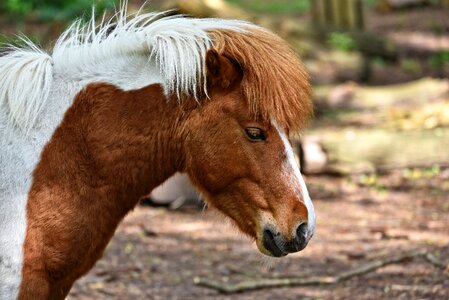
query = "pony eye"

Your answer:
(244, 127), (266, 141)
